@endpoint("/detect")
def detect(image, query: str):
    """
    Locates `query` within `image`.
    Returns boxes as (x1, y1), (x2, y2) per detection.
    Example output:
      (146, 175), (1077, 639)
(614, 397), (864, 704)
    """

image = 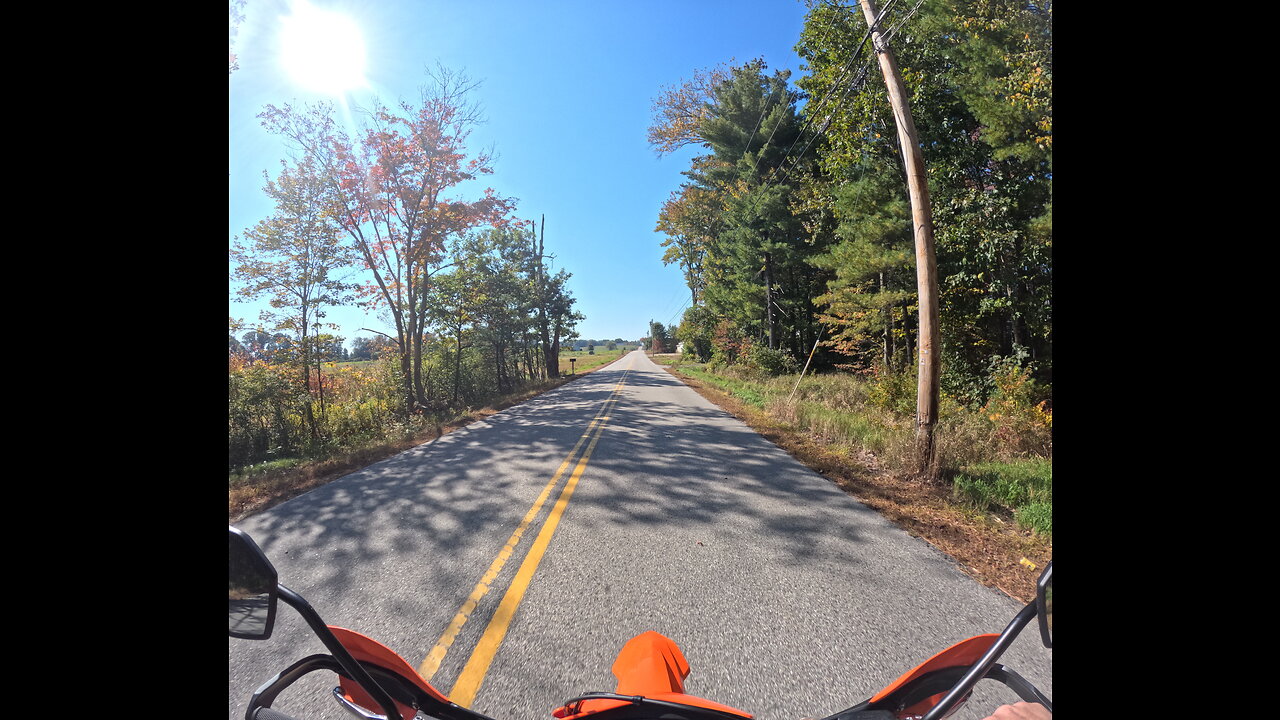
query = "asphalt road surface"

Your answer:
(229, 350), (1051, 720)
